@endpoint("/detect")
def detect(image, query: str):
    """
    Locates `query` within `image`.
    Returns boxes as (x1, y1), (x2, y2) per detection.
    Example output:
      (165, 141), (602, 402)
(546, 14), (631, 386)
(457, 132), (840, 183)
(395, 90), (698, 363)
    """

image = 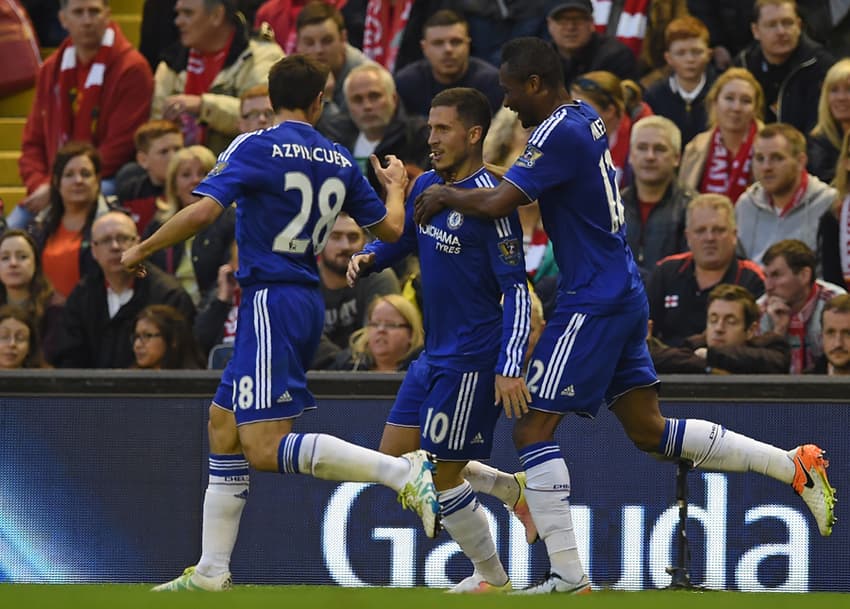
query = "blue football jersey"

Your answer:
(504, 102), (645, 315)
(366, 168), (530, 375)
(195, 121), (388, 287)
